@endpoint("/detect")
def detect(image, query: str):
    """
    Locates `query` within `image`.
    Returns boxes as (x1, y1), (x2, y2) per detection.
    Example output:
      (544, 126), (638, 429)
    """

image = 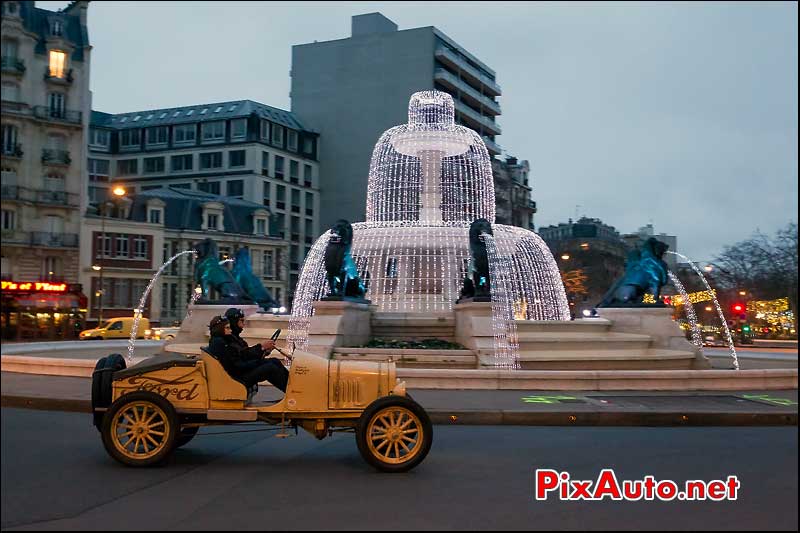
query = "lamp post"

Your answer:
(96, 185), (127, 325)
